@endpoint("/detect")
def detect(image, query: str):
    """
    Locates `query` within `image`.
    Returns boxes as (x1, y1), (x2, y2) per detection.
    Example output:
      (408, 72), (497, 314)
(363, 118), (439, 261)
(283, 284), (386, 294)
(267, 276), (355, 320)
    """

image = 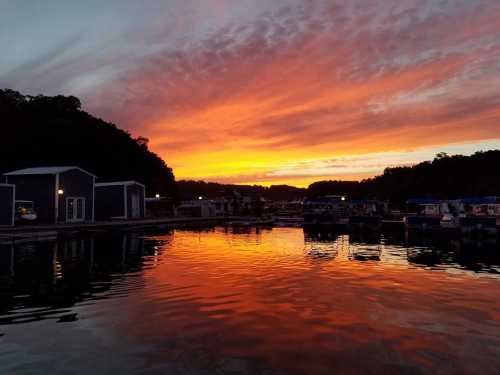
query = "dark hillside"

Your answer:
(0, 89), (176, 197)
